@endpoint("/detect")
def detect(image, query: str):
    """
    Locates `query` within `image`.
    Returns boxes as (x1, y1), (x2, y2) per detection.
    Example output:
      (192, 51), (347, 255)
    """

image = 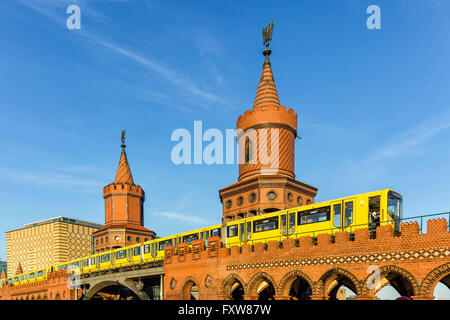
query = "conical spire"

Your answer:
(114, 130), (134, 185)
(253, 22), (280, 109)
(1, 269), (6, 279)
(16, 263), (22, 275)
